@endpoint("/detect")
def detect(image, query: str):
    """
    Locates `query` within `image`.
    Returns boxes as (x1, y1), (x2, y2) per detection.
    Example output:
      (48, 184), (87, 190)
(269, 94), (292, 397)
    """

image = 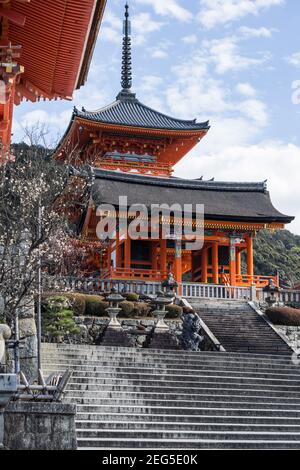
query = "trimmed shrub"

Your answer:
(85, 295), (108, 317)
(64, 293), (86, 316)
(120, 301), (135, 317)
(123, 293), (139, 302)
(133, 302), (152, 318)
(165, 304), (183, 319)
(42, 296), (80, 340)
(266, 307), (300, 326)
